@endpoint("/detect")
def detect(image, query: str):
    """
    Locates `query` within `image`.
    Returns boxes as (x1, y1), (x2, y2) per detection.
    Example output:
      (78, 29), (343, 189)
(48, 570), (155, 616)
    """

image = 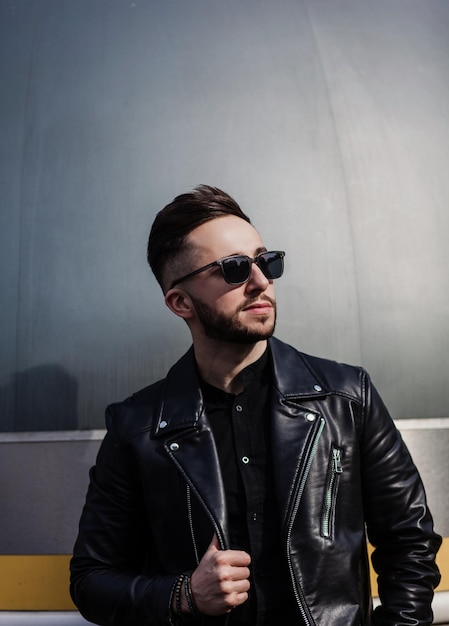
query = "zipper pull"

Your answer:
(333, 448), (343, 473)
